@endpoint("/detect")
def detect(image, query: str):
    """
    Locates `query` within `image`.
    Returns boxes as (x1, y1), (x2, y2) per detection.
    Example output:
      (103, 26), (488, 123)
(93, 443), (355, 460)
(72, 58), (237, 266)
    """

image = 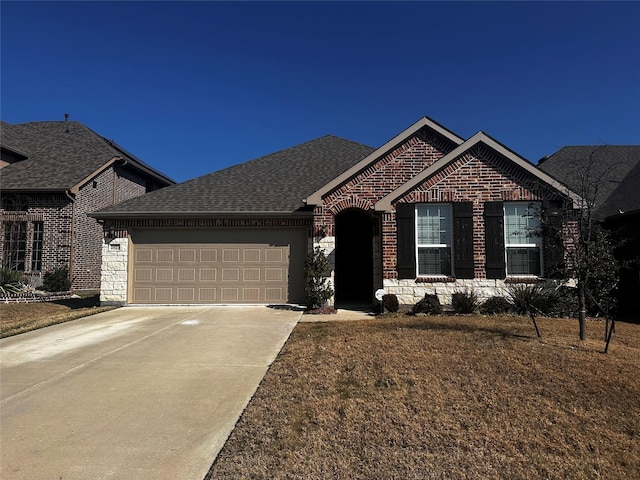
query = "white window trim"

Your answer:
(415, 203), (453, 277)
(504, 202), (542, 277)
